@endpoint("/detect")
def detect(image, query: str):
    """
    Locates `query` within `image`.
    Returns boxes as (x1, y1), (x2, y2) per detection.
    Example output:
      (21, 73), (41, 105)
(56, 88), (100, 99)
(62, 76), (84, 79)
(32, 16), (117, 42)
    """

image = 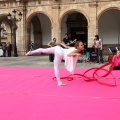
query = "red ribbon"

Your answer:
(53, 62), (116, 87)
